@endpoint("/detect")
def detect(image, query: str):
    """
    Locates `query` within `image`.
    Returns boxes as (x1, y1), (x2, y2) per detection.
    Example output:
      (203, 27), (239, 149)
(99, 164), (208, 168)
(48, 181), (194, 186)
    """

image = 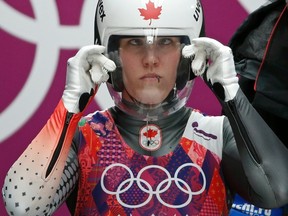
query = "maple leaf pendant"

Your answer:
(139, 124), (162, 151)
